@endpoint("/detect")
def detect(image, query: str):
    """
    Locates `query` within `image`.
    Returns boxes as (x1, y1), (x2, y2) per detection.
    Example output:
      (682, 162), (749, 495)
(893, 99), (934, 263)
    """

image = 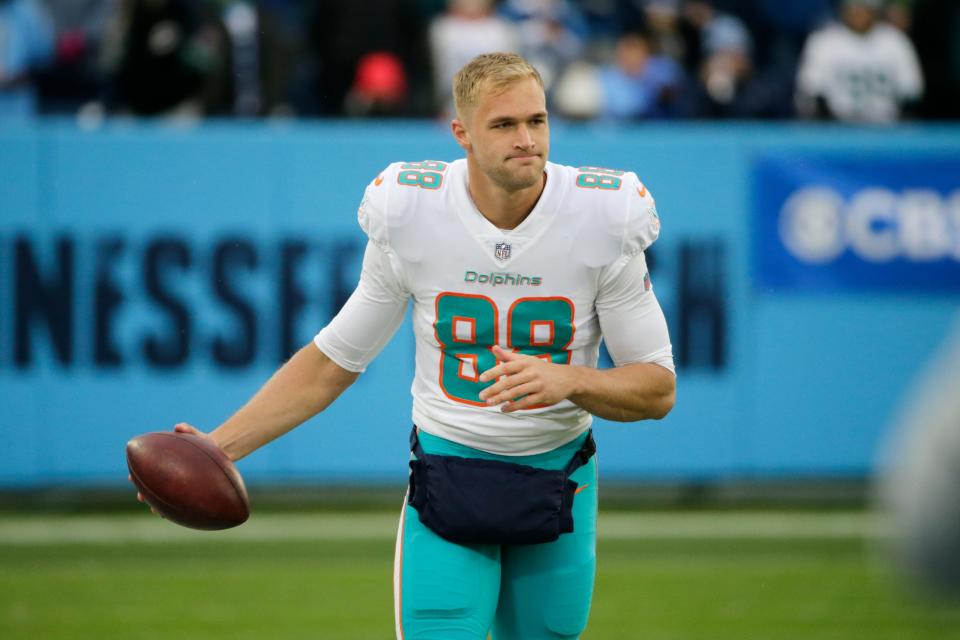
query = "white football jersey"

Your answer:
(797, 23), (923, 123)
(316, 159), (673, 455)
